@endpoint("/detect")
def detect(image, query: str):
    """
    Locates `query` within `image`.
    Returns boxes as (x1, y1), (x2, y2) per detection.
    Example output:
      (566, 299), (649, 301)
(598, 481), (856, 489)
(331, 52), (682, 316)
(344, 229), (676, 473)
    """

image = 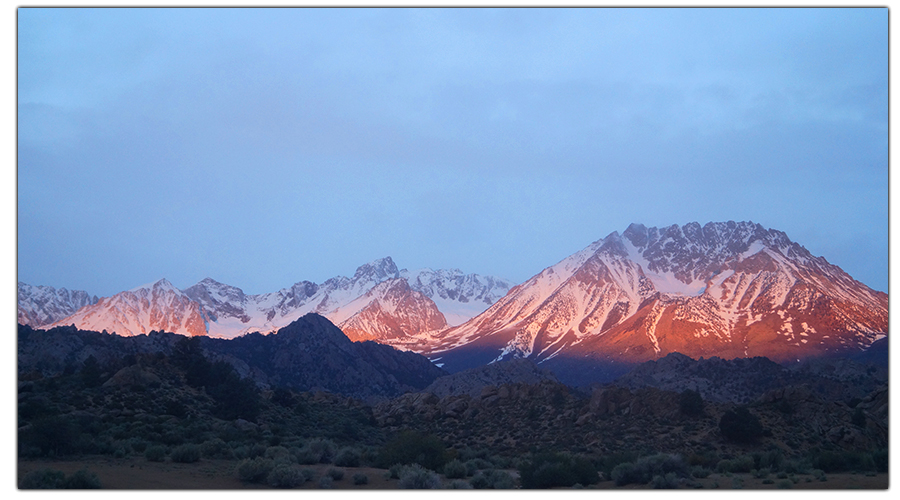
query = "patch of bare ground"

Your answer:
(18, 456), (403, 489)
